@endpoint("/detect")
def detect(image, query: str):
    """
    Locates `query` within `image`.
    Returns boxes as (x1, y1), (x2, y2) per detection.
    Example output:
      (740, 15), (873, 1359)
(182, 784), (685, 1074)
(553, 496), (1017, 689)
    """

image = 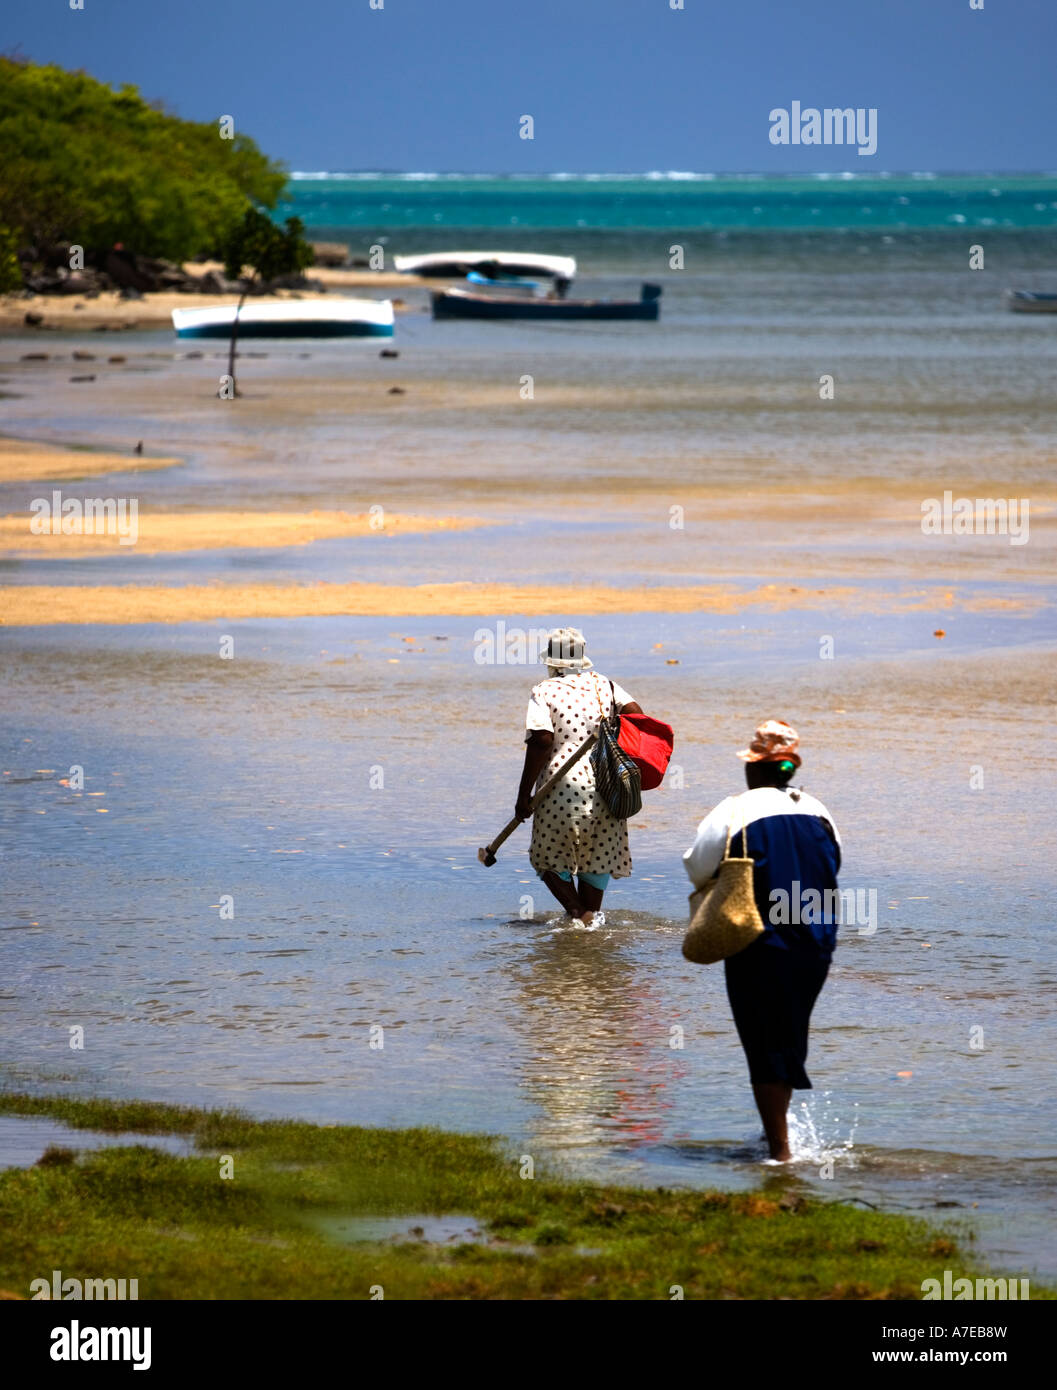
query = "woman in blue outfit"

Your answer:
(683, 720), (842, 1161)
